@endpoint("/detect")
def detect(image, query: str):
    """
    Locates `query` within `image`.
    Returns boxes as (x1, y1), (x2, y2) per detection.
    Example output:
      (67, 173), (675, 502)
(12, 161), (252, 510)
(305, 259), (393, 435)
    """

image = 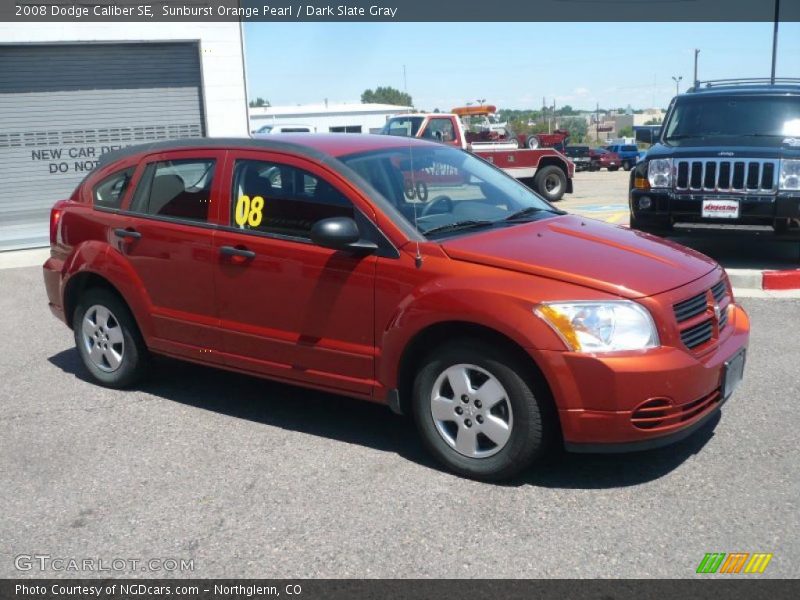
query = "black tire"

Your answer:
(73, 288), (150, 388)
(412, 340), (550, 481)
(608, 166), (620, 172)
(533, 165), (567, 202)
(526, 135), (539, 149)
(622, 160), (633, 171)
